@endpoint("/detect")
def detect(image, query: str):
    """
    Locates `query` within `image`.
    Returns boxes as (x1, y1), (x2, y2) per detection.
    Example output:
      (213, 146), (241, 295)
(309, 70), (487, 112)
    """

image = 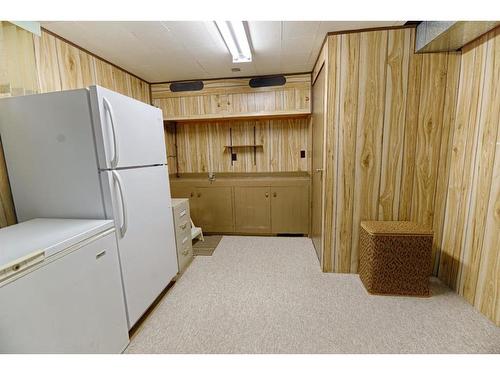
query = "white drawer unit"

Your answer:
(171, 198), (194, 273)
(0, 219), (129, 353)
